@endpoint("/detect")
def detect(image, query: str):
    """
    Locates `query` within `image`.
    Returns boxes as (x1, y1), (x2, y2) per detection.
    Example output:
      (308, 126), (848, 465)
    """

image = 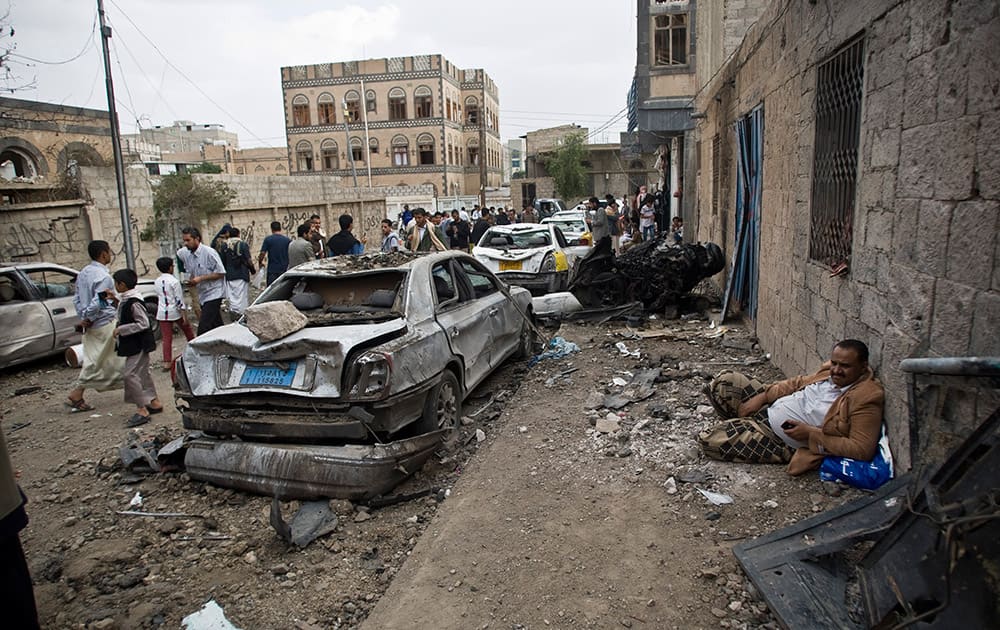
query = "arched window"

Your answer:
(365, 90), (377, 113)
(369, 137), (379, 156)
(321, 139), (339, 170)
(447, 144), (454, 165)
(317, 93), (336, 125)
(254, 165), (266, 173)
(392, 135), (409, 166)
(295, 140), (313, 171)
(465, 96), (479, 125)
(350, 137), (364, 163)
(414, 85), (433, 118)
(417, 133), (435, 165)
(389, 87), (407, 120)
(275, 163), (286, 173)
(345, 90), (361, 123)
(467, 138), (480, 166)
(446, 98), (452, 120)
(292, 95), (310, 127)
(629, 160), (645, 170)
(236, 166), (245, 174)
